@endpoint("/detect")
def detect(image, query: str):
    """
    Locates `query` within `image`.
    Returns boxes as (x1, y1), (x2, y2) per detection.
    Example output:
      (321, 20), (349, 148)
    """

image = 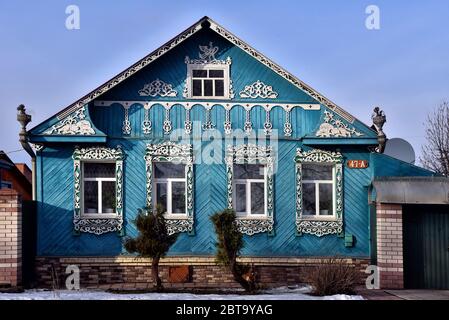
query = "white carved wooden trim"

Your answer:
(209, 19), (355, 123)
(226, 144), (275, 235)
(202, 108), (215, 130)
(263, 110), (273, 135)
(315, 110), (363, 138)
(244, 109), (252, 134)
(138, 79), (177, 97)
(44, 106), (95, 135)
(284, 109), (292, 137)
(57, 18), (354, 126)
(224, 109), (232, 135)
(142, 108), (152, 135)
(95, 100), (320, 111)
(144, 142), (194, 235)
(73, 146), (125, 235)
(239, 80), (278, 99)
(295, 148), (344, 237)
(184, 108), (192, 135)
(95, 101), (319, 137)
(163, 108), (172, 135)
(122, 104), (131, 135)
